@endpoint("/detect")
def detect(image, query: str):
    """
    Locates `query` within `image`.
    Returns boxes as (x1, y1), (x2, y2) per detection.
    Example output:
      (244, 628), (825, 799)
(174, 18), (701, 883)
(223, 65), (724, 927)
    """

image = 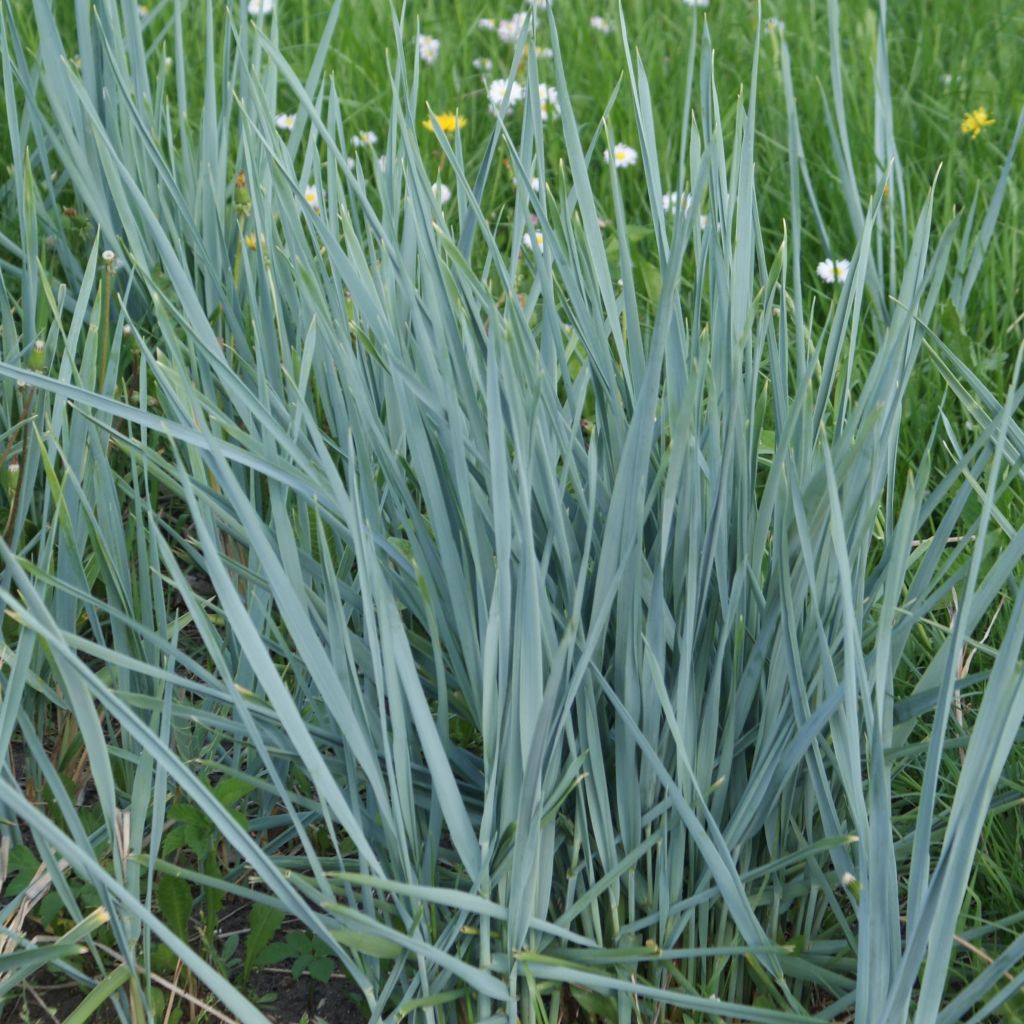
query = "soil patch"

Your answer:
(248, 967), (365, 1024)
